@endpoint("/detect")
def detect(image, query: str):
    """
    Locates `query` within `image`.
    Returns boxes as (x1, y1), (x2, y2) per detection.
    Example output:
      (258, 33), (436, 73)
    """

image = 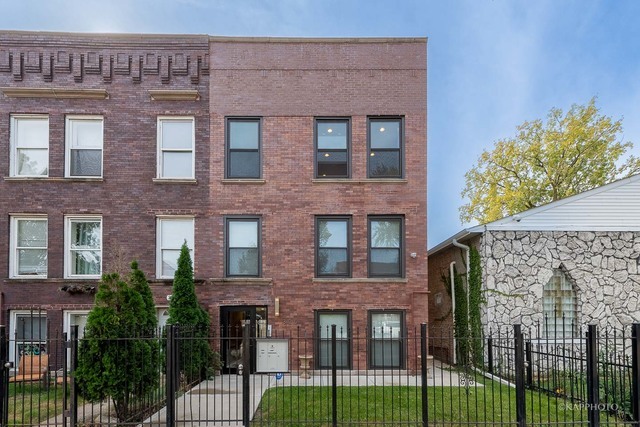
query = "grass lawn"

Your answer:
(253, 376), (628, 426)
(7, 382), (69, 426)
